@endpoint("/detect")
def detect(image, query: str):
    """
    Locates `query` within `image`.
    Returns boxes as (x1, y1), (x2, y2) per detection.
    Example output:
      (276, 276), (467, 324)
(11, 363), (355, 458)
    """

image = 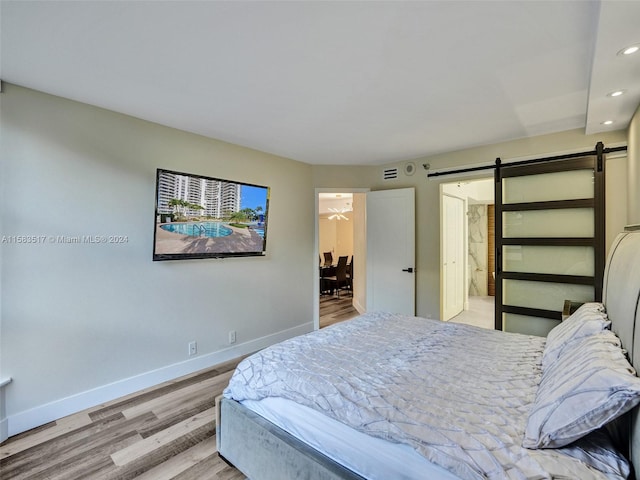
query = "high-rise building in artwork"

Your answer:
(156, 171), (241, 219)
(156, 171), (178, 215)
